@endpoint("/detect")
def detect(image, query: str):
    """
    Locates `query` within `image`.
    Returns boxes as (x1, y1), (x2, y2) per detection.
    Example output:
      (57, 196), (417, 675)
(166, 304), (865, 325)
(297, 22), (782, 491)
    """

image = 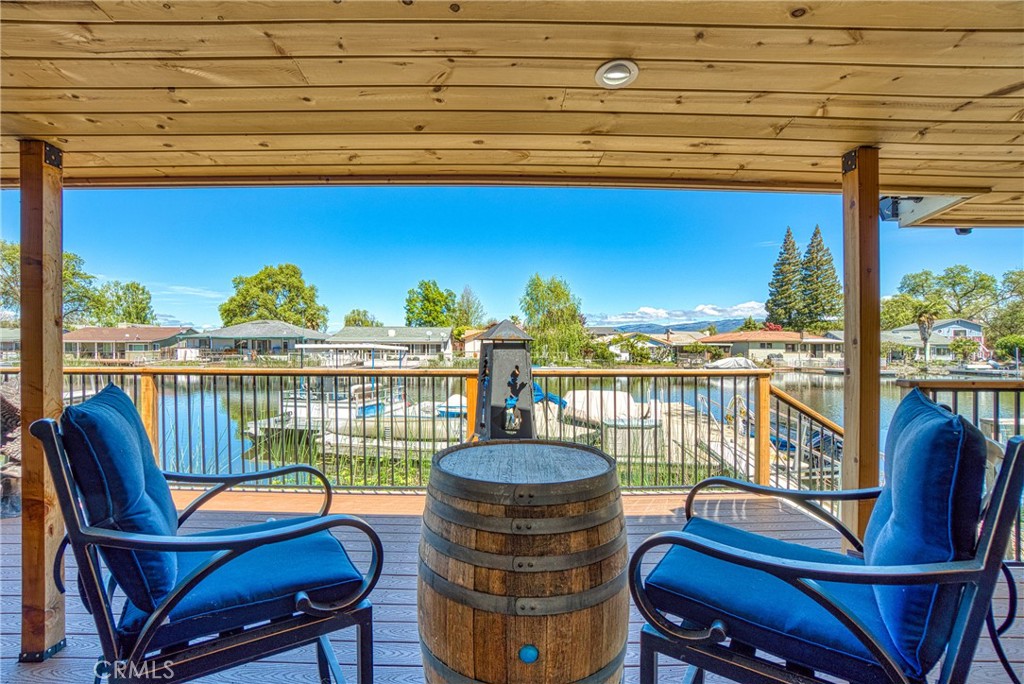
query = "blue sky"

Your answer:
(1, 186), (1021, 331)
